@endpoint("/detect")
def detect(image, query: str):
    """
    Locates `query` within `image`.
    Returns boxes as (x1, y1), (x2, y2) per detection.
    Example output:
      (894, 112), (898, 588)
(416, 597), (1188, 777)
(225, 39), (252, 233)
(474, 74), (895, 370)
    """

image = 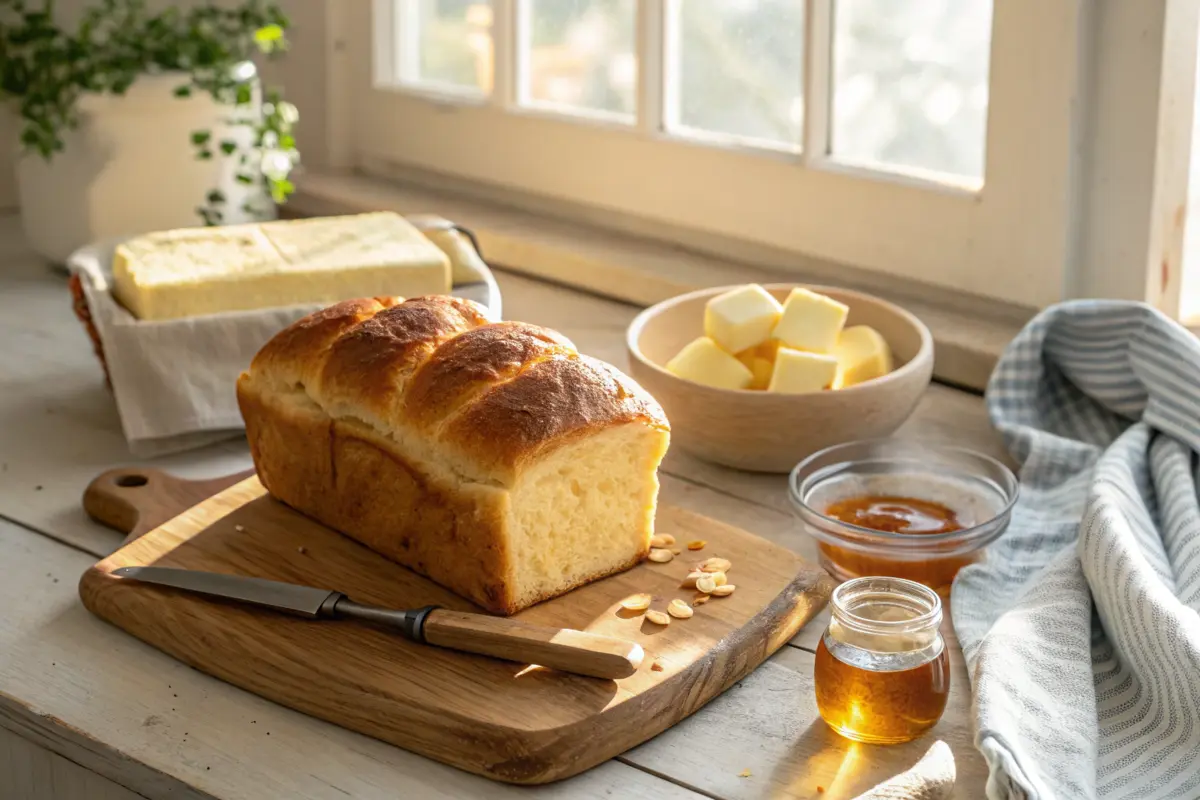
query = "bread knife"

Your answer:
(111, 566), (643, 680)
